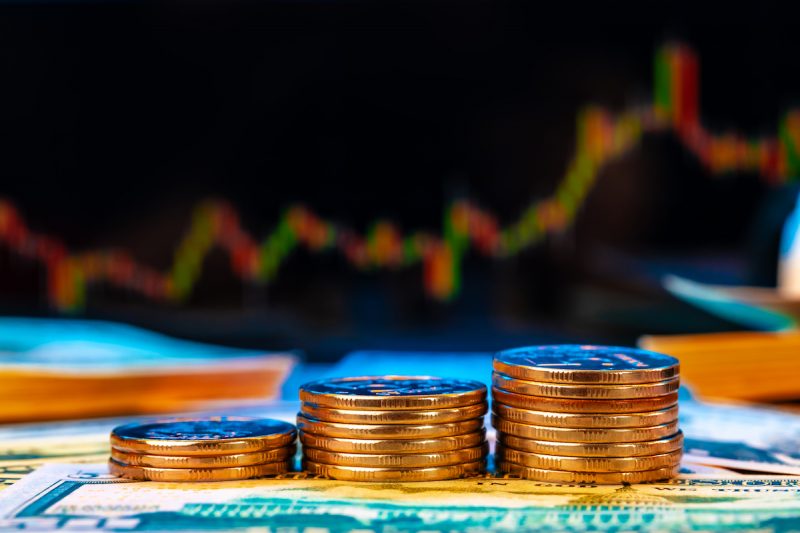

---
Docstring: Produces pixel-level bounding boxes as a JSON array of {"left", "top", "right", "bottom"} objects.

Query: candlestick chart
[{"left": 1, "top": 43, "right": 798, "bottom": 311}]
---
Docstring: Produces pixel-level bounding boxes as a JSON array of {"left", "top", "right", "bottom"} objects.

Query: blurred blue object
[
  {"left": 335, "top": 350, "right": 494, "bottom": 387},
  {"left": 664, "top": 275, "right": 797, "bottom": 331},
  {"left": 281, "top": 351, "right": 492, "bottom": 401},
  {"left": 0, "top": 317, "right": 290, "bottom": 368},
  {"left": 283, "top": 349, "right": 695, "bottom": 402}
]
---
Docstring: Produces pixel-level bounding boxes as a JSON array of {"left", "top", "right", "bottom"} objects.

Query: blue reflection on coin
[
  {"left": 302, "top": 376, "right": 486, "bottom": 397},
  {"left": 495, "top": 345, "right": 678, "bottom": 371},
  {"left": 112, "top": 417, "right": 295, "bottom": 441}
]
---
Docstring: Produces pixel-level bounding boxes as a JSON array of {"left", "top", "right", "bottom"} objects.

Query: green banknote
[
  {"left": 0, "top": 464, "right": 798, "bottom": 532},
  {"left": 0, "top": 424, "right": 110, "bottom": 487}
]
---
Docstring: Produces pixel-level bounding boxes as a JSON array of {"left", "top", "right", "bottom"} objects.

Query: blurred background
[{"left": 1, "top": 0, "right": 800, "bottom": 420}]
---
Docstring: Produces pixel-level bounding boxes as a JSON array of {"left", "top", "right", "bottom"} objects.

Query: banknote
[
  {"left": 680, "top": 400, "right": 800, "bottom": 474},
  {"left": 0, "top": 463, "right": 796, "bottom": 532}
]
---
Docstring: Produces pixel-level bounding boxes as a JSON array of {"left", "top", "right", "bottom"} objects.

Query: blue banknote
[{"left": 681, "top": 400, "right": 800, "bottom": 474}]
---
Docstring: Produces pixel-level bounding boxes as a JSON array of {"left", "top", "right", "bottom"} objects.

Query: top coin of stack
[
  {"left": 108, "top": 416, "right": 297, "bottom": 482},
  {"left": 492, "top": 345, "right": 683, "bottom": 484},
  {"left": 298, "top": 376, "right": 489, "bottom": 481}
]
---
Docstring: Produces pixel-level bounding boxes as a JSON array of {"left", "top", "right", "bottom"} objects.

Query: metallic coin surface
[
  {"left": 492, "top": 402, "right": 678, "bottom": 428},
  {"left": 301, "top": 402, "right": 487, "bottom": 425},
  {"left": 303, "top": 459, "right": 485, "bottom": 481},
  {"left": 497, "top": 461, "right": 680, "bottom": 483},
  {"left": 110, "top": 417, "right": 297, "bottom": 455},
  {"left": 496, "top": 431, "right": 684, "bottom": 457},
  {"left": 494, "top": 345, "right": 679, "bottom": 384},
  {"left": 297, "top": 414, "right": 484, "bottom": 439},
  {"left": 492, "top": 373, "right": 679, "bottom": 399},
  {"left": 492, "top": 388, "right": 679, "bottom": 413},
  {"left": 496, "top": 444, "right": 682, "bottom": 472},
  {"left": 303, "top": 443, "right": 488, "bottom": 468},
  {"left": 492, "top": 414, "right": 679, "bottom": 443},
  {"left": 108, "top": 458, "right": 292, "bottom": 482},
  {"left": 110, "top": 446, "right": 296, "bottom": 469},
  {"left": 300, "top": 376, "right": 486, "bottom": 410},
  {"left": 299, "top": 430, "right": 487, "bottom": 454}
]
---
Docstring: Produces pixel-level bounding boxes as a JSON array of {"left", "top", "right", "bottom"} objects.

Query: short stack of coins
[
  {"left": 109, "top": 416, "right": 296, "bottom": 482},
  {"left": 298, "top": 376, "right": 489, "bottom": 481},
  {"left": 492, "top": 345, "right": 683, "bottom": 484}
]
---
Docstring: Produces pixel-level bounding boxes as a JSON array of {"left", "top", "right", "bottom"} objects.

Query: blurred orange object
[
  {"left": 0, "top": 318, "right": 296, "bottom": 423},
  {"left": 639, "top": 330, "right": 800, "bottom": 402},
  {"left": 0, "top": 356, "right": 294, "bottom": 423}
]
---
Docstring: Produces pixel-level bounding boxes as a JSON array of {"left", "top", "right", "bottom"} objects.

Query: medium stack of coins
[
  {"left": 109, "top": 417, "right": 296, "bottom": 482},
  {"left": 492, "top": 345, "right": 683, "bottom": 484},
  {"left": 298, "top": 376, "right": 489, "bottom": 481}
]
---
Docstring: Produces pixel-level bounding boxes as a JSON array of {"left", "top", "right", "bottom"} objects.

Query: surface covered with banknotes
[
  {"left": 0, "top": 397, "right": 800, "bottom": 531},
  {"left": 3, "top": 463, "right": 800, "bottom": 532}
]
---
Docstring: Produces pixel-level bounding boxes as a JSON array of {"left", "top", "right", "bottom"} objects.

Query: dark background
[{"left": 0, "top": 1, "right": 797, "bottom": 359}]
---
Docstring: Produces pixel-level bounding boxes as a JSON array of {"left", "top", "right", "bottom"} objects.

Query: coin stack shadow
[
  {"left": 492, "top": 345, "right": 683, "bottom": 484},
  {"left": 297, "top": 376, "right": 490, "bottom": 481},
  {"left": 108, "top": 417, "right": 297, "bottom": 482}
]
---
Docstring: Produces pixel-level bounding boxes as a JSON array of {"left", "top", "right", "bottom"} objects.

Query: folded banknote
[{"left": 681, "top": 400, "right": 800, "bottom": 474}]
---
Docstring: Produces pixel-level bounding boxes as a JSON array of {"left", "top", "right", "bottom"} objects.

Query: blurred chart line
[{"left": 0, "top": 43, "right": 798, "bottom": 311}]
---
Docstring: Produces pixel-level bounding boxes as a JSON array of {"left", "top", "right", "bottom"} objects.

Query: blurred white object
[{"left": 778, "top": 190, "right": 800, "bottom": 297}]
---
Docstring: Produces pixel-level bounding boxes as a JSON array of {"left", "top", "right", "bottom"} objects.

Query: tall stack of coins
[
  {"left": 298, "top": 376, "right": 489, "bottom": 481},
  {"left": 109, "top": 417, "right": 296, "bottom": 482},
  {"left": 492, "top": 345, "right": 683, "bottom": 484}
]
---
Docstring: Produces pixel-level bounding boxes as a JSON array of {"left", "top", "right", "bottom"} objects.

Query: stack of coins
[
  {"left": 298, "top": 376, "right": 489, "bottom": 481},
  {"left": 492, "top": 345, "right": 683, "bottom": 484},
  {"left": 109, "top": 416, "right": 296, "bottom": 482}
]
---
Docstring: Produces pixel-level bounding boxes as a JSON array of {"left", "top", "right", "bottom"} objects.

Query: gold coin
[
  {"left": 110, "top": 417, "right": 296, "bottom": 456},
  {"left": 492, "top": 402, "right": 678, "bottom": 428},
  {"left": 303, "top": 443, "right": 488, "bottom": 468},
  {"left": 496, "top": 431, "right": 684, "bottom": 457},
  {"left": 301, "top": 402, "right": 487, "bottom": 425},
  {"left": 493, "top": 372, "right": 679, "bottom": 399},
  {"left": 492, "top": 414, "right": 679, "bottom": 443},
  {"left": 110, "top": 446, "right": 296, "bottom": 469},
  {"left": 303, "top": 459, "right": 485, "bottom": 481},
  {"left": 299, "top": 376, "right": 486, "bottom": 410},
  {"left": 297, "top": 414, "right": 484, "bottom": 439},
  {"left": 299, "top": 429, "right": 486, "bottom": 454},
  {"left": 497, "top": 461, "right": 680, "bottom": 484},
  {"left": 493, "top": 345, "right": 679, "bottom": 384},
  {"left": 108, "top": 458, "right": 292, "bottom": 482},
  {"left": 492, "top": 388, "right": 679, "bottom": 413},
  {"left": 496, "top": 444, "right": 682, "bottom": 472}
]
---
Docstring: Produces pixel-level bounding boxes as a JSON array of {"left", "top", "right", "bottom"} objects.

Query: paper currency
[
  {"left": 681, "top": 400, "right": 800, "bottom": 474},
  {"left": 2, "top": 464, "right": 796, "bottom": 532}
]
